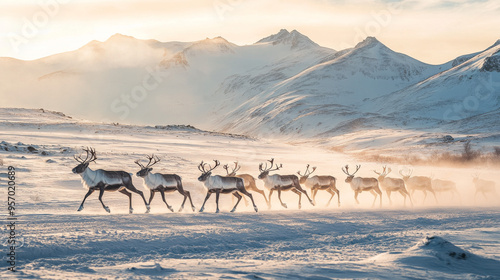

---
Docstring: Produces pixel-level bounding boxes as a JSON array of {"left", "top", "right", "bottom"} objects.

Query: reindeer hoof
[
  {"left": 178, "top": 207, "right": 184, "bottom": 212},
  {"left": 168, "top": 206, "right": 174, "bottom": 212},
  {"left": 199, "top": 207, "right": 204, "bottom": 213},
  {"left": 77, "top": 206, "right": 84, "bottom": 212},
  {"left": 104, "top": 206, "right": 111, "bottom": 213},
  {"left": 310, "top": 200, "right": 315, "bottom": 206},
  {"left": 192, "top": 206, "right": 196, "bottom": 212},
  {"left": 298, "top": 204, "right": 302, "bottom": 209},
  {"left": 129, "top": 208, "right": 134, "bottom": 214},
  {"left": 282, "top": 203, "right": 287, "bottom": 209},
  {"left": 254, "top": 207, "right": 258, "bottom": 212},
  {"left": 230, "top": 208, "right": 236, "bottom": 213},
  {"left": 215, "top": 209, "right": 220, "bottom": 213}
]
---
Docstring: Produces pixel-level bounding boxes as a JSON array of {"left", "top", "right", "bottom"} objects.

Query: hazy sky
[{"left": 1, "top": 0, "right": 499, "bottom": 64}]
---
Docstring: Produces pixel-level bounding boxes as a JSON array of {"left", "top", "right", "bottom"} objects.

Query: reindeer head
[
  {"left": 72, "top": 147, "right": 97, "bottom": 174},
  {"left": 373, "top": 166, "right": 391, "bottom": 182},
  {"left": 223, "top": 162, "right": 240, "bottom": 177},
  {"left": 342, "top": 164, "right": 360, "bottom": 183},
  {"left": 198, "top": 160, "right": 220, "bottom": 182},
  {"left": 297, "top": 164, "right": 316, "bottom": 184},
  {"left": 399, "top": 169, "right": 413, "bottom": 181},
  {"left": 258, "top": 158, "right": 282, "bottom": 179},
  {"left": 472, "top": 173, "right": 479, "bottom": 184},
  {"left": 135, "top": 154, "right": 160, "bottom": 177}
]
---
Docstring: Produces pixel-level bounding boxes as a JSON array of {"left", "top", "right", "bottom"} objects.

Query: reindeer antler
[{"left": 74, "top": 147, "right": 97, "bottom": 164}]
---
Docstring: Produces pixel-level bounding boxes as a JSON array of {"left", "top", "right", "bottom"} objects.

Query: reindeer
[
  {"left": 135, "top": 154, "right": 196, "bottom": 212},
  {"left": 431, "top": 179, "right": 461, "bottom": 202},
  {"left": 72, "top": 147, "right": 149, "bottom": 213},
  {"left": 223, "top": 162, "right": 269, "bottom": 206},
  {"left": 198, "top": 160, "right": 258, "bottom": 213},
  {"left": 342, "top": 165, "right": 382, "bottom": 207},
  {"left": 472, "top": 175, "right": 498, "bottom": 202},
  {"left": 258, "top": 158, "right": 314, "bottom": 209},
  {"left": 373, "top": 166, "right": 412, "bottom": 206},
  {"left": 297, "top": 164, "right": 340, "bottom": 207},
  {"left": 399, "top": 169, "right": 437, "bottom": 204}
]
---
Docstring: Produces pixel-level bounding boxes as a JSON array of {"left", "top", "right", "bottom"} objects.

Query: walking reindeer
[
  {"left": 342, "top": 165, "right": 382, "bottom": 207},
  {"left": 135, "top": 154, "right": 196, "bottom": 212},
  {"left": 198, "top": 160, "right": 258, "bottom": 213},
  {"left": 223, "top": 162, "right": 269, "bottom": 205},
  {"left": 431, "top": 179, "right": 461, "bottom": 202},
  {"left": 297, "top": 164, "right": 340, "bottom": 207},
  {"left": 258, "top": 158, "right": 315, "bottom": 209},
  {"left": 373, "top": 166, "right": 412, "bottom": 206},
  {"left": 472, "top": 174, "right": 498, "bottom": 202},
  {"left": 399, "top": 169, "right": 437, "bottom": 204},
  {"left": 72, "top": 147, "right": 150, "bottom": 213}
]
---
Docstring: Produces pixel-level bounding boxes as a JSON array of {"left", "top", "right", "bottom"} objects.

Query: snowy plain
[{"left": 0, "top": 109, "right": 499, "bottom": 279}]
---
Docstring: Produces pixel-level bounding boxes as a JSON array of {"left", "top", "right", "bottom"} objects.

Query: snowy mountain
[
  {"left": 213, "top": 36, "right": 449, "bottom": 137},
  {"left": 1, "top": 30, "right": 499, "bottom": 154},
  {"left": 374, "top": 40, "right": 500, "bottom": 122}
]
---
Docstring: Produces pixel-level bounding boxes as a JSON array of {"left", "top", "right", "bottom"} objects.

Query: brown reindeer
[
  {"left": 297, "top": 164, "right": 340, "bottom": 207},
  {"left": 223, "top": 162, "right": 269, "bottom": 206}
]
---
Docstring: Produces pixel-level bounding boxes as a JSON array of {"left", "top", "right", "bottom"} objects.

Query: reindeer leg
[
  {"left": 386, "top": 190, "right": 392, "bottom": 205},
  {"left": 159, "top": 189, "right": 174, "bottom": 212},
  {"left": 311, "top": 187, "right": 318, "bottom": 205},
  {"left": 148, "top": 190, "right": 155, "bottom": 205},
  {"left": 277, "top": 189, "right": 287, "bottom": 208},
  {"left": 430, "top": 189, "right": 438, "bottom": 204},
  {"left": 241, "top": 190, "right": 258, "bottom": 212},
  {"left": 376, "top": 188, "right": 382, "bottom": 208},
  {"left": 370, "top": 190, "right": 377, "bottom": 207},
  {"left": 335, "top": 188, "right": 341, "bottom": 207},
  {"left": 185, "top": 190, "right": 196, "bottom": 212},
  {"left": 242, "top": 192, "right": 249, "bottom": 207},
  {"left": 78, "top": 189, "right": 94, "bottom": 211},
  {"left": 199, "top": 192, "right": 211, "bottom": 212},
  {"left": 354, "top": 191, "right": 360, "bottom": 204},
  {"left": 291, "top": 188, "right": 302, "bottom": 209},
  {"left": 250, "top": 182, "right": 269, "bottom": 204},
  {"left": 255, "top": 188, "right": 268, "bottom": 205},
  {"left": 98, "top": 186, "right": 110, "bottom": 213},
  {"left": 422, "top": 190, "right": 428, "bottom": 204},
  {"left": 231, "top": 192, "right": 243, "bottom": 212},
  {"left": 120, "top": 189, "right": 133, "bottom": 214},
  {"left": 296, "top": 185, "right": 315, "bottom": 206},
  {"left": 398, "top": 190, "right": 407, "bottom": 207},
  {"left": 215, "top": 190, "right": 221, "bottom": 213},
  {"left": 124, "top": 180, "right": 150, "bottom": 213},
  {"left": 177, "top": 189, "right": 188, "bottom": 212},
  {"left": 268, "top": 189, "right": 274, "bottom": 210},
  {"left": 326, "top": 188, "right": 335, "bottom": 207}
]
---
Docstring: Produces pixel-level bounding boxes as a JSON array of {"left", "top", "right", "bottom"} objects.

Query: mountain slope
[
  {"left": 213, "top": 37, "right": 449, "bottom": 137},
  {"left": 374, "top": 40, "right": 500, "bottom": 122}
]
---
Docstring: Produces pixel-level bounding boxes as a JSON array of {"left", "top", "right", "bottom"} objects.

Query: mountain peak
[
  {"left": 255, "top": 29, "right": 319, "bottom": 50},
  {"left": 106, "top": 33, "right": 137, "bottom": 43},
  {"left": 354, "top": 36, "right": 382, "bottom": 49}
]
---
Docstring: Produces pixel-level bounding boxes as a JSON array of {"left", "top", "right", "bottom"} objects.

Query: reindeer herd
[{"left": 71, "top": 148, "right": 499, "bottom": 214}]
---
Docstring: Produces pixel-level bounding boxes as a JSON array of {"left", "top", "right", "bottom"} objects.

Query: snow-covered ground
[{"left": 1, "top": 108, "right": 499, "bottom": 279}]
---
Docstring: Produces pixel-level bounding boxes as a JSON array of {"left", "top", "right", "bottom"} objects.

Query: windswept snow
[{"left": 0, "top": 108, "right": 499, "bottom": 279}]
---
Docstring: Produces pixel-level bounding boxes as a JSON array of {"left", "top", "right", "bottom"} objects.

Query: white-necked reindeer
[
  {"left": 72, "top": 147, "right": 149, "bottom": 213},
  {"left": 373, "top": 166, "right": 412, "bottom": 206},
  {"left": 342, "top": 165, "right": 382, "bottom": 207},
  {"left": 258, "top": 158, "right": 315, "bottom": 209},
  {"left": 223, "top": 162, "right": 269, "bottom": 206},
  {"left": 297, "top": 164, "right": 340, "bottom": 207},
  {"left": 472, "top": 175, "right": 498, "bottom": 202},
  {"left": 135, "top": 154, "right": 196, "bottom": 212},
  {"left": 198, "top": 160, "right": 258, "bottom": 213},
  {"left": 431, "top": 179, "right": 461, "bottom": 202},
  {"left": 399, "top": 169, "right": 437, "bottom": 204}
]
